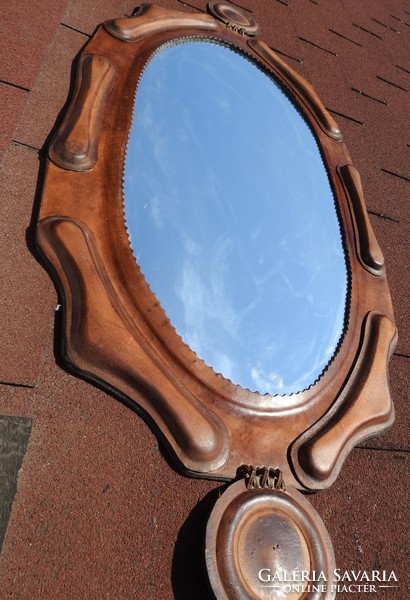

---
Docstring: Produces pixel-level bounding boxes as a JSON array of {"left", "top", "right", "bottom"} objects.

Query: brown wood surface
[
  {"left": 205, "top": 477, "right": 336, "bottom": 600},
  {"left": 36, "top": 3, "right": 397, "bottom": 491}
]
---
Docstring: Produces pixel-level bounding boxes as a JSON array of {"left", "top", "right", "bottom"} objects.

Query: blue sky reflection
[{"left": 123, "top": 40, "right": 348, "bottom": 396}]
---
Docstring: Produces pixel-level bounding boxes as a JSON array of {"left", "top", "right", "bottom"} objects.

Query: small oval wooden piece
[
  {"left": 207, "top": 2, "right": 259, "bottom": 36},
  {"left": 206, "top": 479, "right": 336, "bottom": 599}
]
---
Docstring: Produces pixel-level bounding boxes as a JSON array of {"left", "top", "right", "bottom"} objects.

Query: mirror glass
[{"left": 123, "top": 40, "right": 348, "bottom": 396}]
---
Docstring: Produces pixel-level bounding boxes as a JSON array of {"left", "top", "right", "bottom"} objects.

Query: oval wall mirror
[
  {"left": 37, "top": 0, "right": 396, "bottom": 487},
  {"left": 36, "top": 4, "right": 397, "bottom": 597},
  {"left": 123, "top": 39, "right": 348, "bottom": 397}
]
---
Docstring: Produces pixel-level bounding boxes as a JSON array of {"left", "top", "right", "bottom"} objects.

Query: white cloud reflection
[
  {"left": 149, "top": 195, "right": 163, "bottom": 229},
  {"left": 251, "top": 368, "right": 285, "bottom": 394}
]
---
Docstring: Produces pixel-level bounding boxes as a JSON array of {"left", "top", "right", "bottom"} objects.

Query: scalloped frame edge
[{"left": 37, "top": 3, "right": 397, "bottom": 490}]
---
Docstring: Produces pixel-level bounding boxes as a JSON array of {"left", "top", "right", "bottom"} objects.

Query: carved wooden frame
[{"left": 36, "top": 2, "right": 397, "bottom": 492}]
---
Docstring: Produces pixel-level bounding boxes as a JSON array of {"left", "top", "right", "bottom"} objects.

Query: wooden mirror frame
[{"left": 36, "top": 2, "right": 397, "bottom": 492}]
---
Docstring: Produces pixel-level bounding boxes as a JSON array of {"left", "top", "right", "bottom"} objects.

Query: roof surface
[{"left": 0, "top": 0, "right": 409, "bottom": 598}]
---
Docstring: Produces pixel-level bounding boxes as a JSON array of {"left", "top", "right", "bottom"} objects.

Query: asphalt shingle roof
[{"left": 0, "top": 1, "right": 408, "bottom": 598}]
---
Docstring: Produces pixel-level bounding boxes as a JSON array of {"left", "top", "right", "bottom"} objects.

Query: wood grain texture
[
  {"left": 104, "top": 4, "right": 217, "bottom": 42},
  {"left": 207, "top": 2, "right": 259, "bottom": 36},
  {"left": 38, "top": 215, "right": 229, "bottom": 474},
  {"left": 206, "top": 479, "right": 336, "bottom": 600},
  {"left": 37, "top": 5, "right": 397, "bottom": 490},
  {"left": 338, "top": 164, "right": 385, "bottom": 275},
  {"left": 292, "top": 311, "right": 397, "bottom": 489},
  {"left": 49, "top": 54, "right": 116, "bottom": 171}
]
